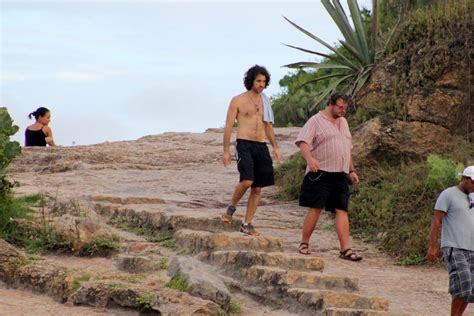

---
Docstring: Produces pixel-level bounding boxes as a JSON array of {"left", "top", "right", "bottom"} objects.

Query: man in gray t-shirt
[{"left": 427, "top": 166, "right": 474, "bottom": 315}]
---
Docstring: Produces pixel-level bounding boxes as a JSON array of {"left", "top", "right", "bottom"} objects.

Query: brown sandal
[
  {"left": 298, "top": 242, "right": 311, "bottom": 255},
  {"left": 339, "top": 248, "right": 362, "bottom": 261}
]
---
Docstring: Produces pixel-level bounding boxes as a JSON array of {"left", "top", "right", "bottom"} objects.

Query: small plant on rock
[
  {"left": 79, "top": 235, "right": 120, "bottom": 256},
  {"left": 229, "top": 301, "right": 242, "bottom": 314},
  {"left": 107, "top": 282, "right": 126, "bottom": 291},
  {"left": 158, "top": 257, "right": 169, "bottom": 270},
  {"left": 160, "top": 238, "right": 177, "bottom": 249},
  {"left": 165, "top": 273, "right": 188, "bottom": 292},
  {"left": 71, "top": 273, "right": 92, "bottom": 292},
  {"left": 136, "top": 293, "right": 155, "bottom": 310},
  {"left": 10, "top": 257, "right": 31, "bottom": 269}
]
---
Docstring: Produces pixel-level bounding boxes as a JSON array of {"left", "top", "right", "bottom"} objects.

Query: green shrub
[
  {"left": 0, "top": 194, "right": 71, "bottom": 255},
  {"left": 136, "top": 293, "right": 155, "bottom": 310},
  {"left": 166, "top": 273, "right": 188, "bottom": 292},
  {"left": 349, "top": 154, "right": 462, "bottom": 264},
  {"left": 79, "top": 235, "right": 120, "bottom": 256},
  {"left": 0, "top": 108, "right": 32, "bottom": 239},
  {"left": 274, "top": 152, "right": 306, "bottom": 200},
  {"left": 158, "top": 257, "right": 169, "bottom": 270},
  {"left": 275, "top": 152, "right": 472, "bottom": 264},
  {"left": 24, "top": 230, "right": 73, "bottom": 254},
  {"left": 386, "top": 1, "right": 471, "bottom": 55},
  {"left": 0, "top": 108, "right": 21, "bottom": 196},
  {"left": 0, "top": 194, "right": 40, "bottom": 237},
  {"left": 229, "top": 301, "right": 242, "bottom": 314},
  {"left": 160, "top": 238, "right": 177, "bottom": 249},
  {"left": 71, "top": 273, "right": 92, "bottom": 292},
  {"left": 10, "top": 257, "right": 31, "bottom": 269},
  {"left": 426, "top": 155, "right": 463, "bottom": 190}
]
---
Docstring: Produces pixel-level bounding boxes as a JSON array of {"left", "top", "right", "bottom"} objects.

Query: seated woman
[{"left": 25, "top": 107, "right": 56, "bottom": 147}]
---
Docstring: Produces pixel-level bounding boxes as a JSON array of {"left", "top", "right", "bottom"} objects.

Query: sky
[{"left": 1, "top": 0, "right": 372, "bottom": 146}]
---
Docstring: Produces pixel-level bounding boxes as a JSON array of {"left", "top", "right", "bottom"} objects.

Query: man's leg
[
  {"left": 335, "top": 209, "right": 363, "bottom": 261},
  {"left": 301, "top": 208, "right": 322, "bottom": 244},
  {"left": 244, "top": 187, "right": 261, "bottom": 223},
  {"left": 222, "top": 180, "right": 253, "bottom": 224},
  {"left": 230, "top": 180, "right": 253, "bottom": 207},
  {"left": 335, "top": 209, "right": 350, "bottom": 251},
  {"left": 451, "top": 298, "right": 468, "bottom": 316}
]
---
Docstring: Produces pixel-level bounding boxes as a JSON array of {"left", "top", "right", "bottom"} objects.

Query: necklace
[
  {"left": 247, "top": 93, "right": 262, "bottom": 134},
  {"left": 247, "top": 93, "right": 261, "bottom": 112}
]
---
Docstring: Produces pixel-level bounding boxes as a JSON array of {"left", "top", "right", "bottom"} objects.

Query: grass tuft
[{"left": 165, "top": 273, "right": 188, "bottom": 292}]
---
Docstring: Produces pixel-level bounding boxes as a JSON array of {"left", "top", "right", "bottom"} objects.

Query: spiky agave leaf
[{"left": 284, "top": 0, "right": 376, "bottom": 111}]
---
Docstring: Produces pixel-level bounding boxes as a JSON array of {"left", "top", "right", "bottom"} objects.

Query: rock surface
[
  {"left": 352, "top": 117, "right": 458, "bottom": 166},
  {"left": 355, "top": 30, "right": 472, "bottom": 146},
  {"left": 168, "top": 255, "right": 231, "bottom": 310},
  {"left": 5, "top": 128, "right": 471, "bottom": 315}
]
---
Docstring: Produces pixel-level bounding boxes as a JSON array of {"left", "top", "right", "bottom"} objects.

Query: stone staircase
[
  {"left": 198, "top": 249, "right": 389, "bottom": 315},
  {"left": 97, "top": 203, "right": 391, "bottom": 315}
]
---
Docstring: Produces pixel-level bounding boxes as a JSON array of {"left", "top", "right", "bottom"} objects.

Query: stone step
[
  {"left": 72, "top": 282, "right": 224, "bottom": 315},
  {"left": 242, "top": 265, "right": 358, "bottom": 292},
  {"left": 203, "top": 250, "right": 324, "bottom": 272},
  {"left": 96, "top": 203, "right": 241, "bottom": 233},
  {"left": 287, "top": 288, "right": 389, "bottom": 312},
  {"left": 164, "top": 214, "right": 242, "bottom": 233},
  {"left": 175, "top": 229, "right": 282, "bottom": 253},
  {"left": 3, "top": 260, "right": 72, "bottom": 303},
  {"left": 116, "top": 254, "right": 159, "bottom": 273},
  {"left": 325, "top": 307, "right": 390, "bottom": 316}
]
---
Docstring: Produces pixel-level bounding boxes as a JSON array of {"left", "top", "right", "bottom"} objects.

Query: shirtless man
[{"left": 221, "top": 65, "right": 282, "bottom": 236}]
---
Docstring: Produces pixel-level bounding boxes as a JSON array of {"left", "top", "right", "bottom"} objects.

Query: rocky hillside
[
  {"left": 352, "top": 2, "right": 473, "bottom": 166},
  {"left": 2, "top": 128, "right": 470, "bottom": 315}
]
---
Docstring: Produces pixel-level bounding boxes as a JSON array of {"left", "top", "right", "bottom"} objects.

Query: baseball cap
[{"left": 459, "top": 166, "right": 474, "bottom": 180}]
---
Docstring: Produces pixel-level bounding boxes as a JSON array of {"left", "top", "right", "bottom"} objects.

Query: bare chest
[{"left": 238, "top": 100, "right": 263, "bottom": 119}]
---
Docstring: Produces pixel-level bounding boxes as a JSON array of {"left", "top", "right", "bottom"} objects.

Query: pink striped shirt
[{"left": 295, "top": 112, "right": 353, "bottom": 174}]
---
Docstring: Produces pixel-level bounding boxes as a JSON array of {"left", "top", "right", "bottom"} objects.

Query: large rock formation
[
  {"left": 352, "top": 117, "right": 459, "bottom": 166},
  {"left": 353, "top": 10, "right": 472, "bottom": 165}
]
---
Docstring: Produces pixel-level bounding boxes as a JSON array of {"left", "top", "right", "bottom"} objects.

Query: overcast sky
[{"left": 1, "top": 0, "right": 372, "bottom": 146}]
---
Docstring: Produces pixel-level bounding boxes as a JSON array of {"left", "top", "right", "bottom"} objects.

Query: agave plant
[{"left": 284, "top": 0, "right": 378, "bottom": 111}]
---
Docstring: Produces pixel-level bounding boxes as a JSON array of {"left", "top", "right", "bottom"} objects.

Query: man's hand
[
  {"left": 273, "top": 148, "right": 283, "bottom": 163},
  {"left": 223, "top": 151, "right": 232, "bottom": 167},
  {"left": 349, "top": 172, "right": 360, "bottom": 184},
  {"left": 307, "top": 157, "right": 319, "bottom": 172},
  {"left": 426, "top": 246, "right": 439, "bottom": 263}
]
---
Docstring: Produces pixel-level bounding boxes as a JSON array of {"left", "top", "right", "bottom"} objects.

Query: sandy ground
[{"left": 5, "top": 128, "right": 474, "bottom": 315}]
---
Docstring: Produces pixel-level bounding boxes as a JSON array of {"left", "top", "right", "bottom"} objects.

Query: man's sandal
[
  {"left": 298, "top": 242, "right": 311, "bottom": 255},
  {"left": 339, "top": 248, "right": 363, "bottom": 261}
]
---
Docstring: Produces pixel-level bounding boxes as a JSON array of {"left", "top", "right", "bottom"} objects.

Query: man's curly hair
[
  {"left": 327, "top": 92, "right": 350, "bottom": 105},
  {"left": 243, "top": 65, "right": 270, "bottom": 91}
]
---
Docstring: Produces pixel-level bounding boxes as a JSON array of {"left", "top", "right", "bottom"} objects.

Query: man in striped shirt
[{"left": 295, "top": 92, "right": 362, "bottom": 261}]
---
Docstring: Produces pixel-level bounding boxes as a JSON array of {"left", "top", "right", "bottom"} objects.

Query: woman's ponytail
[{"left": 28, "top": 107, "right": 49, "bottom": 120}]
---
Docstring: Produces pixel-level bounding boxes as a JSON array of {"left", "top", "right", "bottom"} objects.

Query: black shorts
[
  {"left": 235, "top": 139, "right": 274, "bottom": 188},
  {"left": 299, "top": 170, "right": 350, "bottom": 212}
]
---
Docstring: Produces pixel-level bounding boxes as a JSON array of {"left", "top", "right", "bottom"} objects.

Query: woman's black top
[{"left": 25, "top": 128, "right": 47, "bottom": 147}]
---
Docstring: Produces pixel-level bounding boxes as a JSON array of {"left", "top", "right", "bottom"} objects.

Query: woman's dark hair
[
  {"left": 28, "top": 107, "right": 50, "bottom": 120},
  {"left": 243, "top": 65, "right": 270, "bottom": 91}
]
